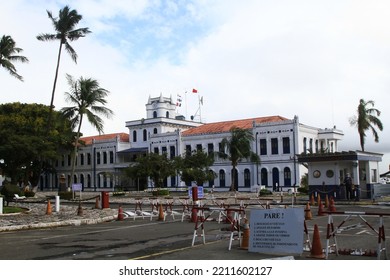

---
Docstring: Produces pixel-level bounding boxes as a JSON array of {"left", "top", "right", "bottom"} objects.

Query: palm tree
[
  {"left": 61, "top": 74, "right": 113, "bottom": 189},
  {"left": 219, "top": 127, "right": 260, "bottom": 191},
  {"left": 37, "top": 5, "right": 91, "bottom": 128},
  {"left": 0, "top": 35, "right": 29, "bottom": 81},
  {"left": 349, "top": 98, "right": 383, "bottom": 151}
]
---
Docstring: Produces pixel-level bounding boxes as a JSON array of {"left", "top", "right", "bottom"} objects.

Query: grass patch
[{"left": 3, "top": 206, "right": 26, "bottom": 214}]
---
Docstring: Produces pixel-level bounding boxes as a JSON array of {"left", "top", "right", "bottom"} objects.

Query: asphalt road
[{"left": 0, "top": 203, "right": 389, "bottom": 260}]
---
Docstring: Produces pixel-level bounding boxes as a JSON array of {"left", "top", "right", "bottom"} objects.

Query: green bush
[
  {"left": 297, "top": 186, "right": 309, "bottom": 194},
  {"left": 58, "top": 191, "right": 73, "bottom": 200},
  {"left": 259, "top": 188, "right": 272, "bottom": 196},
  {"left": 0, "top": 184, "right": 23, "bottom": 206},
  {"left": 23, "top": 190, "right": 36, "bottom": 197},
  {"left": 152, "top": 188, "right": 169, "bottom": 196}
]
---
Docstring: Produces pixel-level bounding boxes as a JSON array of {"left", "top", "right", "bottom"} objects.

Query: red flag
[{"left": 192, "top": 88, "right": 198, "bottom": 93}]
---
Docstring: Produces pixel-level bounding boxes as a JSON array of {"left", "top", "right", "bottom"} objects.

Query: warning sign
[{"left": 249, "top": 208, "right": 304, "bottom": 254}]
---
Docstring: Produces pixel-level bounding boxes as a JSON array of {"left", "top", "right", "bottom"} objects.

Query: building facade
[{"left": 48, "top": 94, "right": 344, "bottom": 192}]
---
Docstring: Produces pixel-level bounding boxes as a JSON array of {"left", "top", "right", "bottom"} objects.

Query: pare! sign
[{"left": 249, "top": 208, "right": 304, "bottom": 255}]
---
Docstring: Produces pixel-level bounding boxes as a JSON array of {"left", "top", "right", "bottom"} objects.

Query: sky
[{"left": 1, "top": 0, "right": 390, "bottom": 172}]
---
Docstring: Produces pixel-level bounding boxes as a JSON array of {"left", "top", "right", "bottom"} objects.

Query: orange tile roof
[
  {"left": 182, "top": 116, "right": 289, "bottom": 136},
  {"left": 80, "top": 133, "right": 129, "bottom": 145}
]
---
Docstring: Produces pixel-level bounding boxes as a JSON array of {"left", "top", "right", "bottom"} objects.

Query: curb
[{"left": 0, "top": 215, "right": 117, "bottom": 232}]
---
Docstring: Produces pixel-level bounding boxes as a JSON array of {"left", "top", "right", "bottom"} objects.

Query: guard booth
[{"left": 298, "top": 150, "right": 383, "bottom": 200}]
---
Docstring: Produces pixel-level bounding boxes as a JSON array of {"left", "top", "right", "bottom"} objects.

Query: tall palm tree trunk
[
  {"left": 47, "top": 42, "right": 63, "bottom": 131},
  {"left": 69, "top": 114, "right": 83, "bottom": 190}
]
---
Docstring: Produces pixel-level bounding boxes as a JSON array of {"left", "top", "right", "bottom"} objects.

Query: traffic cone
[
  {"left": 158, "top": 203, "right": 164, "bottom": 221},
  {"left": 310, "top": 193, "right": 315, "bottom": 206},
  {"left": 117, "top": 205, "right": 124, "bottom": 221},
  {"left": 46, "top": 200, "right": 52, "bottom": 215},
  {"left": 95, "top": 196, "right": 100, "bottom": 209},
  {"left": 316, "top": 194, "right": 321, "bottom": 206},
  {"left": 317, "top": 201, "right": 325, "bottom": 216},
  {"left": 77, "top": 200, "right": 83, "bottom": 216},
  {"left": 304, "top": 202, "right": 312, "bottom": 220},
  {"left": 241, "top": 219, "right": 250, "bottom": 250},
  {"left": 325, "top": 194, "right": 329, "bottom": 208},
  {"left": 328, "top": 196, "right": 336, "bottom": 212},
  {"left": 309, "top": 224, "right": 325, "bottom": 259}
]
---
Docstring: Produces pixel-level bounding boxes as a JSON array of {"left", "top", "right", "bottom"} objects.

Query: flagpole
[{"left": 185, "top": 91, "right": 188, "bottom": 120}]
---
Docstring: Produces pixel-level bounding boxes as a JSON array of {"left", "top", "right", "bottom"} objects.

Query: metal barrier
[{"left": 323, "top": 210, "right": 388, "bottom": 259}]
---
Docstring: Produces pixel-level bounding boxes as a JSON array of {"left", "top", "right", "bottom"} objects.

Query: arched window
[
  {"left": 166, "top": 111, "right": 169, "bottom": 118},
  {"left": 284, "top": 167, "right": 291, "bottom": 187},
  {"left": 153, "top": 128, "right": 158, "bottom": 134},
  {"left": 153, "top": 111, "right": 157, "bottom": 118},
  {"left": 133, "top": 130, "right": 137, "bottom": 142},
  {"left": 143, "top": 129, "right": 147, "bottom": 141},
  {"left": 272, "top": 167, "right": 279, "bottom": 191},
  {"left": 219, "top": 170, "right": 225, "bottom": 187},
  {"left": 244, "top": 168, "right": 250, "bottom": 187},
  {"left": 303, "top": 137, "right": 307, "bottom": 154},
  {"left": 261, "top": 168, "right": 268, "bottom": 187}
]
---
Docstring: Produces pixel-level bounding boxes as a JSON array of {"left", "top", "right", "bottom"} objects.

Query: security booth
[{"left": 297, "top": 150, "right": 383, "bottom": 200}]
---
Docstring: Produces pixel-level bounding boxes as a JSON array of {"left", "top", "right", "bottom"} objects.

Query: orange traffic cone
[
  {"left": 316, "top": 194, "right": 321, "bottom": 206},
  {"left": 304, "top": 202, "right": 312, "bottom": 220},
  {"left": 241, "top": 219, "right": 250, "bottom": 250},
  {"left": 117, "top": 205, "right": 124, "bottom": 221},
  {"left": 328, "top": 197, "right": 336, "bottom": 212},
  {"left": 158, "top": 203, "right": 164, "bottom": 221},
  {"left": 309, "top": 224, "right": 325, "bottom": 259},
  {"left": 317, "top": 201, "right": 325, "bottom": 216},
  {"left": 325, "top": 194, "right": 329, "bottom": 208},
  {"left": 77, "top": 200, "right": 83, "bottom": 216},
  {"left": 95, "top": 196, "right": 100, "bottom": 209},
  {"left": 46, "top": 200, "right": 52, "bottom": 215},
  {"left": 310, "top": 193, "right": 315, "bottom": 206}
]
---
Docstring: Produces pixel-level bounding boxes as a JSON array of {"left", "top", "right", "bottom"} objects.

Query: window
[
  {"left": 133, "top": 130, "right": 137, "bottom": 142},
  {"left": 80, "top": 154, "right": 84, "bottom": 165},
  {"left": 166, "top": 111, "right": 169, "bottom": 118},
  {"left": 185, "top": 145, "right": 191, "bottom": 156},
  {"left": 244, "top": 169, "right": 250, "bottom": 187},
  {"left": 154, "top": 147, "right": 159, "bottom": 154},
  {"left": 67, "top": 154, "right": 71, "bottom": 166},
  {"left": 271, "top": 138, "right": 278, "bottom": 155},
  {"left": 303, "top": 137, "right": 307, "bottom": 153},
  {"left": 153, "top": 128, "right": 158, "bottom": 134},
  {"left": 170, "top": 146, "right": 175, "bottom": 159},
  {"left": 282, "top": 137, "right": 290, "bottom": 154},
  {"left": 97, "top": 152, "right": 101, "bottom": 164},
  {"left": 143, "top": 129, "right": 147, "bottom": 141},
  {"left": 260, "top": 139, "right": 267, "bottom": 155},
  {"left": 219, "top": 170, "right": 226, "bottom": 187},
  {"left": 103, "top": 152, "right": 107, "bottom": 164},
  {"left": 110, "top": 151, "right": 114, "bottom": 163},
  {"left": 162, "top": 146, "right": 167, "bottom": 154},
  {"left": 61, "top": 155, "right": 65, "bottom": 167},
  {"left": 87, "top": 153, "right": 91, "bottom": 165},
  {"left": 153, "top": 111, "right": 157, "bottom": 118},
  {"left": 196, "top": 144, "right": 202, "bottom": 151},
  {"left": 309, "top": 138, "right": 313, "bottom": 153},
  {"left": 207, "top": 143, "right": 214, "bottom": 156}
]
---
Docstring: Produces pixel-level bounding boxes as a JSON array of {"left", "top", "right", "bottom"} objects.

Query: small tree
[
  {"left": 0, "top": 35, "right": 29, "bottom": 81},
  {"left": 125, "top": 153, "right": 176, "bottom": 189},
  {"left": 174, "top": 149, "right": 216, "bottom": 186}
]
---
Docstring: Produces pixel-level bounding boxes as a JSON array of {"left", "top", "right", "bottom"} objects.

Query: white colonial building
[{"left": 46, "top": 94, "right": 345, "bottom": 192}]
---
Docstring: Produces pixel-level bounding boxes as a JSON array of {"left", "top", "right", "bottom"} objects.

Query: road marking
[
  {"left": 355, "top": 230, "right": 374, "bottom": 235},
  {"left": 129, "top": 240, "right": 223, "bottom": 260}
]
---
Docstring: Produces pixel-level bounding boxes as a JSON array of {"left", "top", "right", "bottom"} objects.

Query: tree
[
  {"left": 0, "top": 103, "right": 74, "bottom": 186},
  {"left": 174, "top": 149, "right": 216, "bottom": 186},
  {"left": 61, "top": 74, "right": 113, "bottom": 189},
  {"left": 125, "top": 153, "right": 176, "bottom": 189},
  {"left": 349, "top": 98, "right": 383, "bottom": 151},
  {"left": 0, "top": 35, "right": 29, "bottom": 81},
  {"left": 37, "top": 5, "right": 91, "bottom": 129},
  {"left": 219, "top": 127, "right": 260, "bottom": 191}
]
